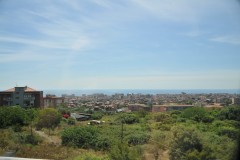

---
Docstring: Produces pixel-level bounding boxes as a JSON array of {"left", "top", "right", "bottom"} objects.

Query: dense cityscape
[
  {"left": 0, "top": 86, "right": 240, "bottom": 159},
  {"left": 1, "top": 0, "right": 240, "bottom": 159},
  {"left": 1, "top": 86, "right": 240, "bottom": 112}
]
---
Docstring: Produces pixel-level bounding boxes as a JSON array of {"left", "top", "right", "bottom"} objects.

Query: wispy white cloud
[
  {"left": 0, "top": 5, "right": 96, "bottom": 64},
  {"left": 130, "top": 0, "right": 237, "bottom": 23},
  {"left": 0, "top": 0, "right": 239, "bottom": 90},
  {"left": 54, "top": 70, "right": 240, "bottom": 89},
  {"left": 90, "top": 0, "right": 113, "bottom": 9},
  {"left": 182, "top": 30, "right": 205, "bottom": 37},
  {"left": 0, "top": 51, "right": 46, "bottom": 63},
  {"left": 130, "top": 0, "right": 200, "bottom": 23},
  {"left": 0, "top": 36, "right": 66, "bottom": 49},
  {"left": 210, "top": 35, "right": 240, "bottom": 45}
]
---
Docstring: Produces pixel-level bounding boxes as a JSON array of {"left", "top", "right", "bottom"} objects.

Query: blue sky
[{"left": 0, "top": 0, "right": 240, "bottom": 90}]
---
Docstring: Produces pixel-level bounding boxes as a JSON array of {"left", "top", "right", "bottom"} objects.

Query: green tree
[
  {"left": 154, "top": 112, "right": 173, "bottom": 123},
  {"left": 36, "top": 108, "right": 61, "bottom": 135},
  {"left": 0, "top": 106, "right": 28, "bottom": 128},
  {"left": 218, "top": 106, "right": 240, "bottom": 121},
  {"left": 118, "top": 113, "right": 139, "bottom": 124},
  {"left": 109, "top": 142, "right": 140, "bottom": 160},
  {"left": 182, "top": 107, "right": 213, "bottom": 123},
  {"left": 169, "top": 126, "right": 215, "bottom": 160}
]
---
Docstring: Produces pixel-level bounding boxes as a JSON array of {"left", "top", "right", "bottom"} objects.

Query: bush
[
  {"left": 170, "top": 110, "right": 182, "bottom": 115},
  {"left": 118, "top": 113, "right": 139, "bottom": 124},
  {"left": 109, "top": 142, "right": 140, "bottom": 160},
  {"left": 176, "top": 117, "right": 186, "bottom": 122},
  {"left": 36, "top": 108, "right": 61, "bottom": 135},
  {"left": 202, "top": 115, "right": 214, "bottom": 123},
  {"left": 218, "top": 106, "right": 240, "bottom": 121},
  {"left": 217, "top": 126, "right": 240, "bottom": 139},
  {"left": 12, "top": 124, "right": 22, "bottom": 132},
  {"left": 73, "top": 152, "right": 110, "bottom": 160},
  {"left": 137, "top": 110, "right": 148, "bottom": 118},
  {"left": 182, "top": 107, "right": 212, "bottom": 123},
  {"left": 0, "top": 106, "right": 28, "bottom": 128},
  {"left": 91, "top": 112, "right": 104, "bottom": 120},
  {"left": 67, "top": 117, "right": 76, "bottom": 125},
  {"left": 0, "top": 129, "right": 12, "bottom": 148},
  {"left": 25, "top": 135, "right": 42, "bottom": 145},
  {"left": 154, "top": 113, "right": 173, "bottom": 124},
  {"left": 155, "top": 123, "right": 171, "bottom": 131},
  {"left": 61, "top": 126, "right": 110, "bottom": 150},
  {"left": 95, "top": 136, "right": 111, "bottom": 151},
  {"left": 16, "top": 133, "right": 42, "bottom": 145},
  {"left": 169, "top": 126, "right": 216, "bottom": 160},
  {"left": 126, "top": 132, "right": 150, "bottom": 145}
]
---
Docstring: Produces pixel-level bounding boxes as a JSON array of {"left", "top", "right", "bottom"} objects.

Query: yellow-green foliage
[
  {"left": 72, "top": 152, "right": 109, "bottom": 160},
  {"left": 0, "top": 106, "right": 240, "bottom": 159}
]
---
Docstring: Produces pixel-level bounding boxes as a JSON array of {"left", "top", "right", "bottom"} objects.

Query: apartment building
[
  {"left": 43, "top": 94, "right": 64, "bottom": 108},
  {"left": 0, "top": 86, "right": 43, "bottom": 108}
]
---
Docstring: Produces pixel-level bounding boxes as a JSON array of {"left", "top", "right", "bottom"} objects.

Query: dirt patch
[{"left": 35, "top": 130, "right": 61, "bottom": 145}]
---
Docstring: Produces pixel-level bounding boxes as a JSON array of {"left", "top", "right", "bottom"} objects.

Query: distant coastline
[{"left": 43, "top": 89, "right": 240, "bottom": 96}]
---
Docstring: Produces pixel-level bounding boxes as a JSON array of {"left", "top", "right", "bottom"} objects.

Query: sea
[{"left": 43, "top": 89, "right": 240, "bottom": 96}]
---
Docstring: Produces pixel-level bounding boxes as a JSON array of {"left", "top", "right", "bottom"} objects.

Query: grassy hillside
[{"left": 0, "top": 106, "right": 240, "bottom": 160}]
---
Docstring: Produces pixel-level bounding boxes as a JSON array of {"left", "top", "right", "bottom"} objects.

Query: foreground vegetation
[{"left": 0, "top": 105, "right": 240, "bottom": 160}]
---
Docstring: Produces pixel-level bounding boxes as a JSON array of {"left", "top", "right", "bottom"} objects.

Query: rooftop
[{"left": 2, "top": 86, "right": 38, "bottom": 92}]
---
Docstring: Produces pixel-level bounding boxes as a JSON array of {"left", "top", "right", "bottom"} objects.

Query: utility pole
[{"left": 121, "top": 120, "right": 123, "bottom": 144}]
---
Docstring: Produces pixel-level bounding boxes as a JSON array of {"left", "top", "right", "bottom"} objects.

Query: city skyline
[{"left": 0, "top": 0, "right": 240, "bottom": 90}]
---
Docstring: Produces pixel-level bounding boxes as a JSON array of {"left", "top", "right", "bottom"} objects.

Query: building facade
[
  {"left": 152, "top": 105, "right": 193, "bottom": 112},
  {"left": 43, "top": 94, "right": 64, "bottom": 108},
  {"left": 0, "top": 86, "right": 43, "bottom": 108},
  {"left": 232, "top": 97, "right": 240, "bottom": 105}
]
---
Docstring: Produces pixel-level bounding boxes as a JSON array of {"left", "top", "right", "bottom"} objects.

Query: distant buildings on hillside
[
  {"left": 44, "top": 94, "right": 64, "bottom": 108},
  {"left": 0, "top": 86, "right": 239, "bottom": 113}
]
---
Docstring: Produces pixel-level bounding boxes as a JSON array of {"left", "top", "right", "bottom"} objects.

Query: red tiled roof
[
  {"left": 25, "top": 87, "right": 37, "bottom": 92},
  {"left": 3, "top": 86, "right": 37, "bottom": 92},
  {"left": 4, "top": 88, "right": 15, "bottom": 92}
]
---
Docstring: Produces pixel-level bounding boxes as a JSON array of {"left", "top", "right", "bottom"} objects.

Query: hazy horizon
[
  {"left": 42, "top": 89, "right": 240, "bottom": 96},
  {"left": 0, "top": 0, "right": 240, "bottom": 90}
]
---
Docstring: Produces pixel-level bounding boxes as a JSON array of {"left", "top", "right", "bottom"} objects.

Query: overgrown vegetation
[
  {"left": 36, "top": 108, "right": 61, "bottom": 135},
  {"left": 0, "top": 105, "right": 240, "bottom": 159}
]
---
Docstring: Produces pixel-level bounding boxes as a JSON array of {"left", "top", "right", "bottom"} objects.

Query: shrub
[
  {"left": 170, "top": 110, "right": 182, "bottom": 115},
  {"left": 16, "top": 133, "right": 42, "bottom": 145},
  {"left": 137, "top": 110, "right": 148, "bottom": 118},
  {"left": 155, "top": 123, "right": 171, "bottom": 131},
  {"left": 67, "top": 117, "right": 76, "bottom": 125},
  {"left": 126, "top": 132, "right": 150, "bottom": 145},
  {"left": 109, "top": 142, "right": 139, "bottom": 160},
  {"left": 36, "top": 108, "right": 61, "bottom": 135},
  {"left": 154, "top": 113, "right": 173, "bottom": 124},
  {"left": 61, "top": 126, "right": 110, "bottom": 150},
  {"left": 95, "top": 136, "right": 111, "bottom": 151},
  {"left": 218, "top": 106, "right": 240, "bottom": 121},
  {"left": 91, "top": 112, "right": 104, "bottom": 120},
  {"left": 217, "top": 126, "right": 240, "bottom": 139},
  {"left": 169, "top": 126, "right": 216, "bottom": 160},
  {"left": 0, "top": 106, "right": 28, "bottom": 128},
  {"left": 176, "top": 117, "right": 186, "bottom": 122},
  {"left": 202, "top": 115, "right": 214, "bottom": 123},
  {"left": 182, "top": 107, "right": 212, "bottom": 123},
  {"left": 73, "top": 152, "right": 110, "bottom": 160},
  {"left": 118, "top": 113, "right": 139, "bottom": 124}
]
